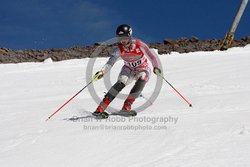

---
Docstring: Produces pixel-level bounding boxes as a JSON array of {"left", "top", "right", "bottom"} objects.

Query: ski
[
  {"left": 111, "top": 110, "right": 137, "bottom": 117},
  {"left": 65, "top": 110, "right": 137, "bottom": 121}
]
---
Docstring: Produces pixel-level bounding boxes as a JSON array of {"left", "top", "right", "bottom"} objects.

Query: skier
[{"left": 92, "top": 24, "right": 162, "bottom": 118}]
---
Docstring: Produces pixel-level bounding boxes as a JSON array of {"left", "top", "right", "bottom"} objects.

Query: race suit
[
  {"left": 97, "top": 39, "right": 159, "bottom": 111},
  {"left": 102, "top": 39, "right": 159, "bottom": 84}
]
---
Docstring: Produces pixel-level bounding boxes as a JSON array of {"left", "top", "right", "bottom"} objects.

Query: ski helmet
[{"left": 116, "top": 24, "right": 132, "bottom": 37}]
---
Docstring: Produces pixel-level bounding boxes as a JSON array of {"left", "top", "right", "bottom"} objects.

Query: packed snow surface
[{"left": 1, "top": 45, "right": 250, "bottom": 167}]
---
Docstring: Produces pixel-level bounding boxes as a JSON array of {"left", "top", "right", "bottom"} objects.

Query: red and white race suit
[{"left": 102, "top": 39, "right": 159, "bottom": 85}]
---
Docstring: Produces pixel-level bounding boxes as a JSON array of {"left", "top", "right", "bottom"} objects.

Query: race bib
[{"left": 125, "top": 57, "right": 146, "bottom": 68}]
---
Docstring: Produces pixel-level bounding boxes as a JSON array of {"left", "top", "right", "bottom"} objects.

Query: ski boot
[
  {"left": 122, "top": 97, "right": 134, "bottom": 111},
  {"left": 92, "top": 107, "right": 109, "bottom": 119},
  {"left": 122, "top": 103, "right": 131, "bottom": 111},
  {"left": 120, "top": 98, "right": 137, "bottom": 116},
  {"left": 92, "top": 97, "right": 110, "bottom": 119}
]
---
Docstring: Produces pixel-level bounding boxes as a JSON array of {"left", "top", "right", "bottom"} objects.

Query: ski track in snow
[{"left": 0, "top": 45, "right": 250, "bottom": 167}]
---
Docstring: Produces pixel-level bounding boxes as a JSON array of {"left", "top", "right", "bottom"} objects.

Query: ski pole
[
  {"left": 161, "top": 76, "right": 192, "bottom": 107},
  {"left": 46, "top": 80, "right": 93, "bottom": 121}
]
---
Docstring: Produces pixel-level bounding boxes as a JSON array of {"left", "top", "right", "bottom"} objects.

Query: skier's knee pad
[
  {"left": 105, "top": 81, "right": 125, "bottom": 101},
  {"left": 118, "top": 75, "right": 130, "bottom": 85},
  {"left": 129, "top": 79, "right": 146, "bottom": 98},
  {"left": 137, "top": 71, "right": 149, "bottom": 82},
  {"left": 113, "top": 81, "right": 126, "bottom": 91}
]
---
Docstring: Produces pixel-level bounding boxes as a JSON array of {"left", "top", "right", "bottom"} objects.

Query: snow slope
[{"left": 1, "top": 45, "right": 250, "bottom": 167}]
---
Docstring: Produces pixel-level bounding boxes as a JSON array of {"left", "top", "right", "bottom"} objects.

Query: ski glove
[
  {"left": 93, "top": 71, "right": 104, "bottom": 81},
  {"left": 153, "top": 67, "right": 161, "bottom": 76}
]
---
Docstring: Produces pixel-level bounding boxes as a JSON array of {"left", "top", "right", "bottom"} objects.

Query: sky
[{"left": 0, "top": 0, "right": 249, "bottom": 50}]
